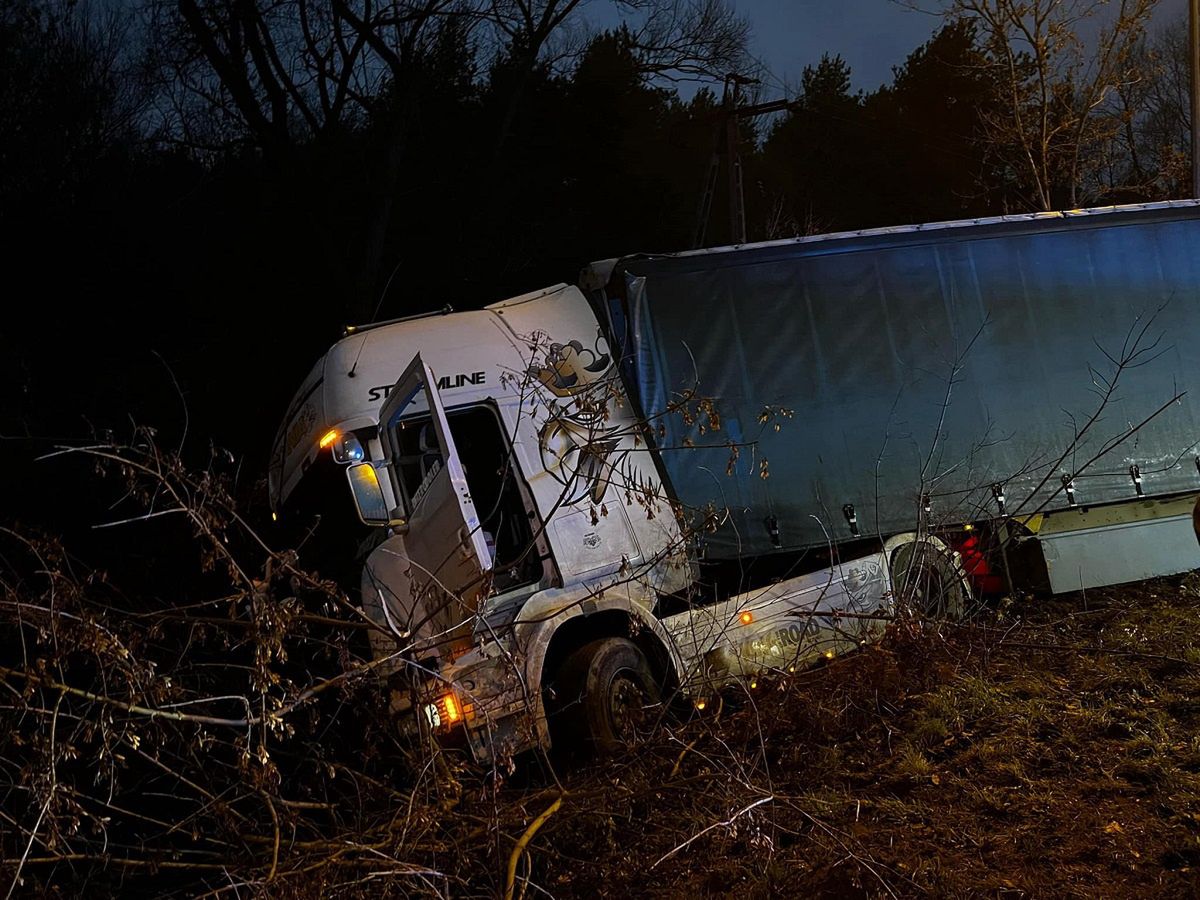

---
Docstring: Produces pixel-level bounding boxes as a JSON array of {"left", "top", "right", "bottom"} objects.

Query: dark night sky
[
  {"left": 735, "top": 0, "right": 944, "bottom": 92},
  {"left": 109, "top": 0, "right": 1191, "bottom": 95},
  {"left": 597, "top": 0, "right": 1191, "bottom": 96}
]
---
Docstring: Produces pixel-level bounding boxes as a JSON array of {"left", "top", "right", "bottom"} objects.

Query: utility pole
[
  {"left": 724, "top": 76, "right": 748, "bottom": 245},
  {"left": 1192, "top": 0, "right": 1200, "bottom": 196},
  {"left": 693, "top": 74, "right": 755, "bottom": 248},
  {"left": 692, "top": 76, "right": 797, "bottom": 249}
]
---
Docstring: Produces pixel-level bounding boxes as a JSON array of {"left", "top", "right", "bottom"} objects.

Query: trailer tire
[
  {"left": 889, "top": 538, "right": 970, "bottom": 621},
  {"left": 549, "top": 637, "right": 660, "bottom": 756}
]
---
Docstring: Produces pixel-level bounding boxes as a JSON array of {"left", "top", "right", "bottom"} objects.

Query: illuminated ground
[{"left": 512, "top": 573, "right": 1200, "bottom": 898}]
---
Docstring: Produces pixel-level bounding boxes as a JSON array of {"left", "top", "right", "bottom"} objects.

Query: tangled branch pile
[
  {"left": 0, "top": 438, "right": 454, "bottom": 894},
  {"left": 6, "top": 437, "right": 1200, "bottom": 897}
]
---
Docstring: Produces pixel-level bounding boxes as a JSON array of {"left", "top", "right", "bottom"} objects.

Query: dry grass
[
  {"left": 515, "top": 574, "right": 1200, "bottom": 898},
  {"left": 6, "top": 442, "right": 1200, "bottom": 897}
]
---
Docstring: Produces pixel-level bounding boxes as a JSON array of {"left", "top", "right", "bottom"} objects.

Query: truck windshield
[{"left": 393, "top": 405, "right": 542, "bottom": 592}]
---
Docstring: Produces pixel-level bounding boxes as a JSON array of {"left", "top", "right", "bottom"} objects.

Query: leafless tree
[
  {"left": 1124, "top": 13, "right": 1191, "bottom": 194},
  {"left": 0, "top": 0, "right": 151, "bottom": 205},
  {"left": 930, "top": 0, "right": 1159, "bottom": 210},
  {"left": 147, "top": 0, "right": 479, "bottom": 310},
  {"left": 481, "top": 0, "right": 748, "bottom": 159},
  {"left": 147, "top": 0, "right": 747, "bottom": 314}
]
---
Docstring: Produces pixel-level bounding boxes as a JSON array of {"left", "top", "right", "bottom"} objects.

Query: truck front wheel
[
  {"left": 889, "top": 538, "right": 970, "bottom": 620},
  {"left": 550, "top": 637, "right": 660, "bottom": 756}
]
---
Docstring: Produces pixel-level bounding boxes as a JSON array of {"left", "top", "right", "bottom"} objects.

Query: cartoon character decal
[
  {"left": 528, "top": 338, "right": 612, "bottom": 398},
  {"left": 530, "top": 334, "right": 628, "bottom": 507},
  {"left": 538, "top": 417, "right": 621, "bottom": 506}
]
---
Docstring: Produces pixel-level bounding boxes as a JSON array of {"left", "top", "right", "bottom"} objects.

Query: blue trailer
[{"left": 592, "top": 200, "right": 1200, "bottom": 592}]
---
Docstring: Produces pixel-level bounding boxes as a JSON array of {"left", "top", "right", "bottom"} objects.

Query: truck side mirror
[{"left": 346, "top": 462, "right": 404, "bottom": 527}]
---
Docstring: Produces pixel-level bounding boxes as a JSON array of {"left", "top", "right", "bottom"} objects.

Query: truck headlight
[{"left": 332, "top": 433, "right": 365, "bottom": 463}]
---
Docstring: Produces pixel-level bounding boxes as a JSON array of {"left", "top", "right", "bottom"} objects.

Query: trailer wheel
[
  {"left": 550, "top": 638, "right": 660, "bottom": 756},
  {"left": 890, "top": 539, "right": 970, "bottom": 621}
]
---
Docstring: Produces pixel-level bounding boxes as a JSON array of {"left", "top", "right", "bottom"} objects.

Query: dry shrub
[
  {"left": 9, "top": 433, "right": 1200, "bottom": 899},
  {"left": 0, "top": 435, "right": 459, "bottom": 896}
]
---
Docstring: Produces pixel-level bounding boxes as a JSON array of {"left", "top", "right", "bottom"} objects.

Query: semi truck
[{"left": 269, "top": 200, "right": 1200, "bottom": 764}]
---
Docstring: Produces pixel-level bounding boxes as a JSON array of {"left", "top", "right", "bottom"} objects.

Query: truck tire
[
  {"left": 550, "top": 637, "right": 659, "bottom": 756},
  {"left": 889, "top": 538, "right": 970, "bottom": 621}
]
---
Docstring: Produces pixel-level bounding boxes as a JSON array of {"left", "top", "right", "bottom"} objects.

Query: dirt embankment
[
  {"left": 8, "top": 516, "right": 1200, "bottom": 899},
  {"left": 495, "top": 575, "right": 1200, "bottom": 898}
]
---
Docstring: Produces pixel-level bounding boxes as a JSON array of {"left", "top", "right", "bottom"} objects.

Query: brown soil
[{"left": 489, "top": 573, "right": 1200, "bottom": 898}]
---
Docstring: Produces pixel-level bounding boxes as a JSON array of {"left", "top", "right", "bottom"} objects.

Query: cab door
[{"left": 376, "top": 354, "right": 494, "bottom": 660}]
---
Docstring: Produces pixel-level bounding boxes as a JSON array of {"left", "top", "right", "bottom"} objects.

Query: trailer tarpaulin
[{"left": 616, "top": 202, "right": 1200, "bottom": 559}]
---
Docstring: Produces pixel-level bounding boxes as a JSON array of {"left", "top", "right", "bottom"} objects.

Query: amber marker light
[
  {"left": 739, "top": 610, "right": 754, "bottom": 626},
  {"left": 442, "top": 694, "right": 462, "bottom": 724},
  {"left": 318, "top": 429, "right": 339, "bottom": 449}
]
